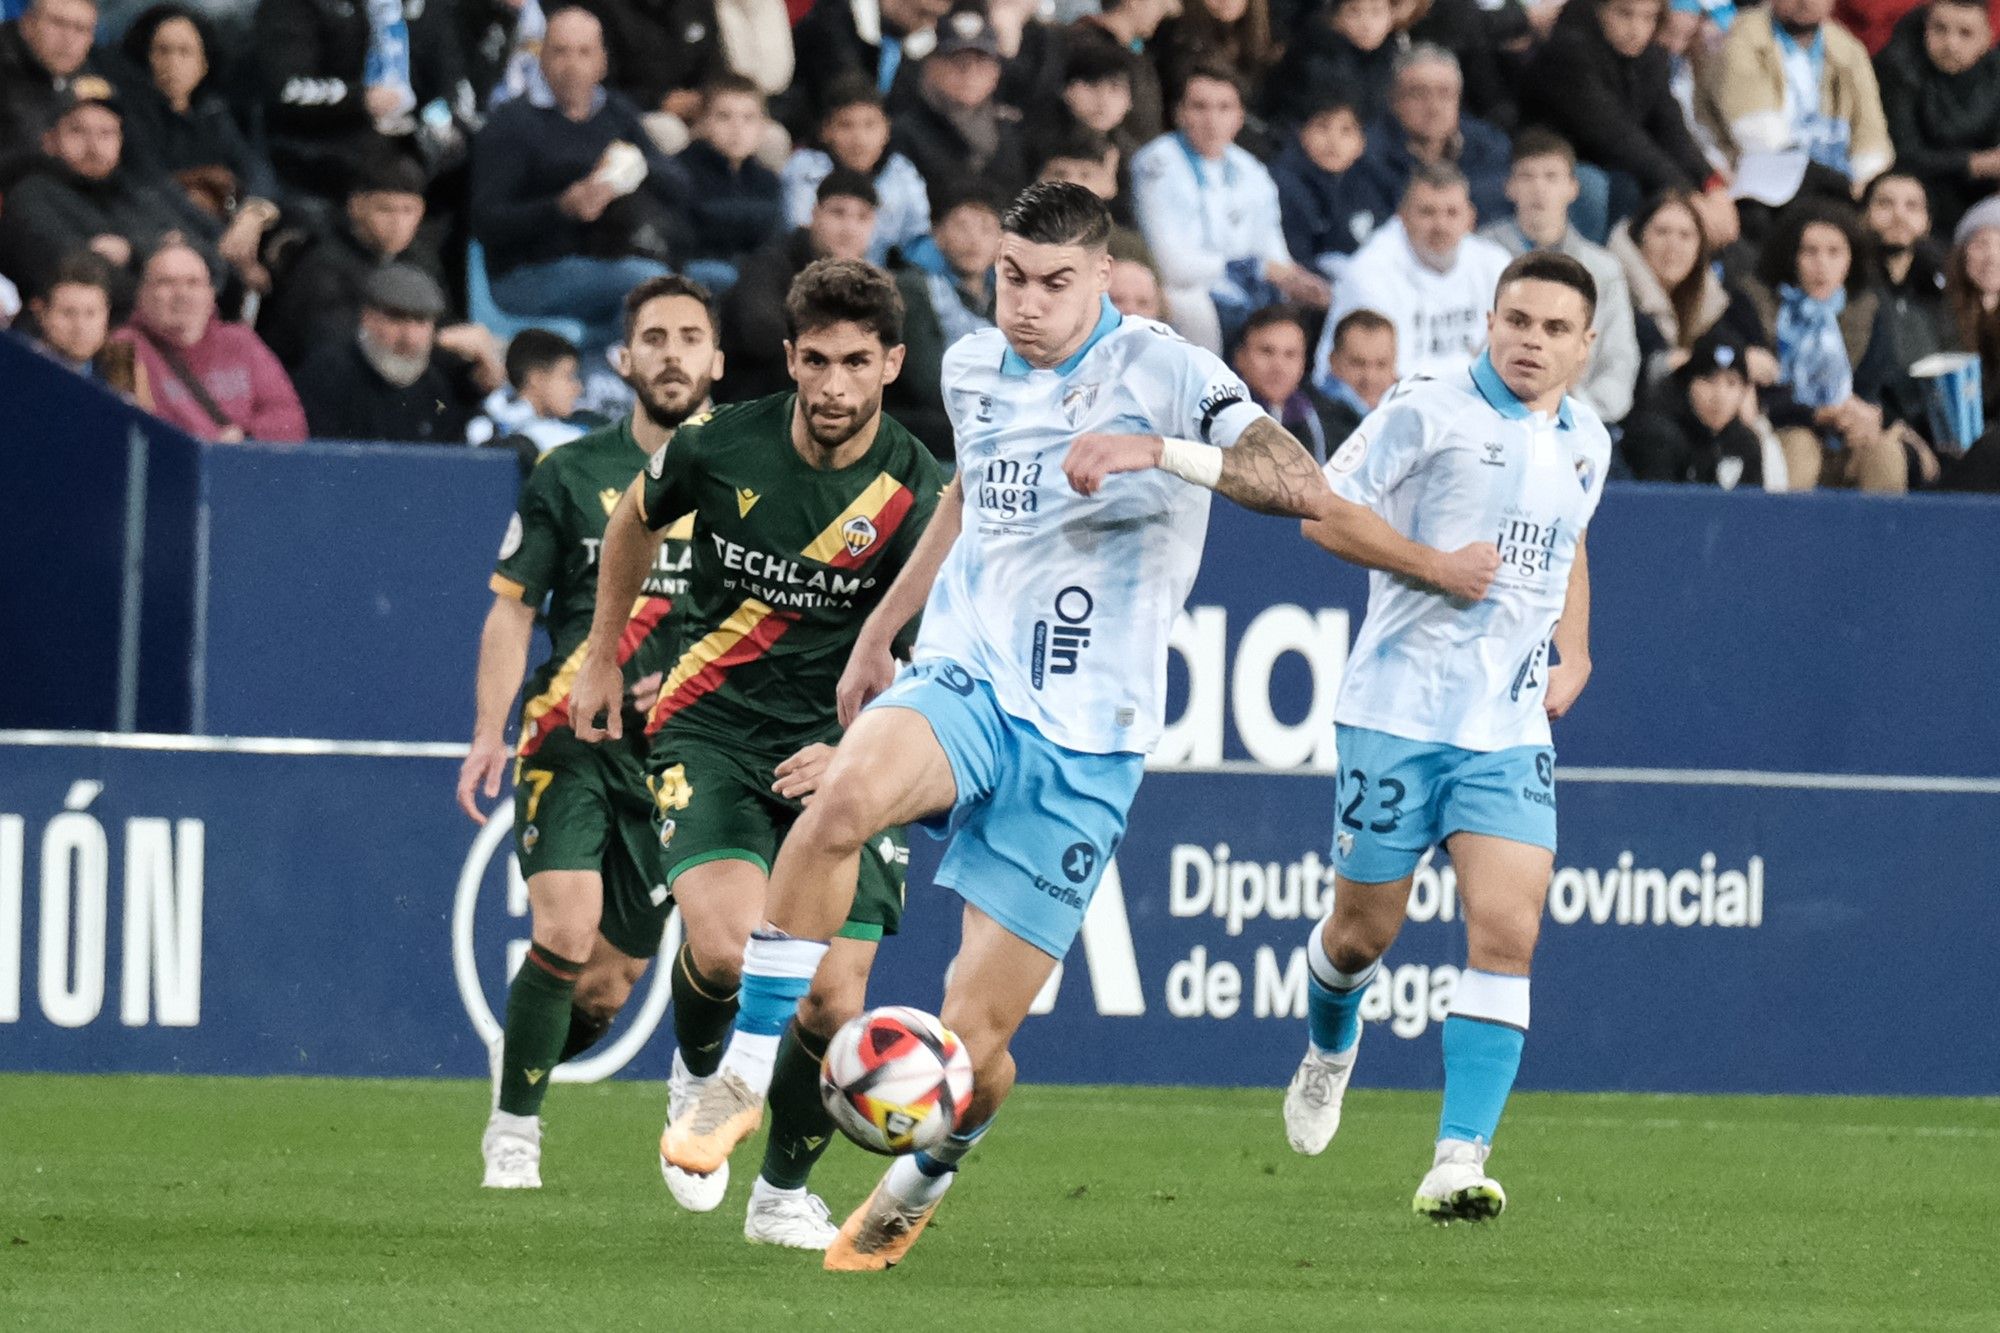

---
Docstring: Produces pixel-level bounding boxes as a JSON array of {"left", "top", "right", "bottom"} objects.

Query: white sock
[
  {"left": 751, "top": 1175, "right": 804, "bottom": 1202},
  {"left": 1434, "top": 1136, "right": 1489, "bottom": 1168},
  {"left": 883, "top": 1154, "right": 957, "bottom": 1212},
  {"left": 719, "top": 1030, "right": 782, "bottom": 1095}
]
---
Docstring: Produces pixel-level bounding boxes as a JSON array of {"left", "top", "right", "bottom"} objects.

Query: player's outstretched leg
[
  {"left": 665, "top": 709, "right": 954, "bottom": 1175},
  {"left": 825, "top": 905, "right": 1050, "bottom": 1273},
  {"left": 1284, "top": 878, "right": 1408, "bottom": 1155},
  {"left": 1413, "top": 833, "right": 1548, "bottom": 1222},
  {"left": 745, "top": 938, "right": 874, "bottom": 1249}
]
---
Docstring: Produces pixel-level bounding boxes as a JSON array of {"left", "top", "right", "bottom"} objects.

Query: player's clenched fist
[
  {"left": 1428, "top": 542, "right": 1501, "bottom": 602},
  {"left": 568, "top": 652, "right": 625, "bottom": 742},
  {"left": 1064, "top": 432, "right": 1165, "bottom": 496}
]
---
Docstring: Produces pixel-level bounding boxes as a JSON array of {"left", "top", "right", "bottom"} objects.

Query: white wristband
[{"left": 1158, "top": 437, "right": 1223, "bottom": 489}]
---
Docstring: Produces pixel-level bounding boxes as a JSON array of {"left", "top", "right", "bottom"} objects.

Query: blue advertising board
[{"left": 4, "top": 730, "right": 1994, "bottom": 1097}]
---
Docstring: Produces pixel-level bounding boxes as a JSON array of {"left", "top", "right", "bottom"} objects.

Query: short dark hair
[
  {"left": 1040, "top": 122, "right": 1117, "bottom": 171},
  {"left": 1859, "top": 169, "right": 1927, "bottom": 211},
  {"left": 699, "top": 73, "right": 764, "bottom": 112},
  {"left": 816, "top": 167, "right": 879, "bottom": 209},
  {"left": 1238, "top": 304, "right": 1311, "bottom": 350},
  {"left": 1756, "top": 199, "right": 1873, "bottom": 298},
  {"left": 819, "top": 76, "right": 884, "bottom": 121},
  {"left": 935, "top": 185, "right": 1006, "bottom": 222},
  {"left": 785, "top": 258, "right": 904, "bottom": 346},
  {"left": 1001, "top": 180, "right": 1112, "bottom": 250},
  {"left": 1062, "top": 38, "right": 1132, "bottom": 88},
  {"left": 1299, "top": 96, "right": 1360, "bottom": 127},
  {"left": 41, "top": 249, "right": 116, "bottom": 301},
  {"left": 504, "top": 328, "right": 580, "bottom": 389},
  {"left": 1510, "top": 127, "right": 1577, "bottom": 172},
  {"left": 1174, "top": 61, "right": 1246, "bottom": 109},
  {"left": 1332, "top": 307, "right": 1395, "bottom": 351},
  {"left": 621, "top": 274, "right": 717, "bottom": 344},
  {"left": 1496, "top": 249, "right": 1598, "bottom": 321},
  {"left": 347, "top": 148, "right": 427, "bottom": 199}
]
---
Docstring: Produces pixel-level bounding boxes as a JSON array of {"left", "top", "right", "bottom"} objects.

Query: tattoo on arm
[{"left": 1216, "top": 418, "right": 1332, "bottom": 518}]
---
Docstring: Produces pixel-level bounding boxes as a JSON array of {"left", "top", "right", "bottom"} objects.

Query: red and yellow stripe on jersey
[
  {"left": 645, "top": 471, "right": 918, "bottom": 735},
  {"left": 516, "top": 595, "right": 673, "bottom": 758}
]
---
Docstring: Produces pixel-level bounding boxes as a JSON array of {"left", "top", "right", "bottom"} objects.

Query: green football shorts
[
  {"left": 646, "top": 731, "right": 908, "bottom": 941},
  {"left": 512, "top": 726, "right": 672, "bottom": 959}
]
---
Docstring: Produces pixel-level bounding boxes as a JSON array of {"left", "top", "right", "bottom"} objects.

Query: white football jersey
[
  {"left": 1312, "top": 221, "right": 1513, "bottom": 390},
  {"left": 1326, "top": 354, "right": 1612, "bottom": 752},
  {"left": 916, "top": 298, "right": 1267, "bottom": 755}
]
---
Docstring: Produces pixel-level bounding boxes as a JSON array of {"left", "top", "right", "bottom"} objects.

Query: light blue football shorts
[
  {"left": 1330, "top": 723, "right": 1558, "bottom": 884},
  {"left": 866, "top": 657, "right": 1145, "bottom": 959}
]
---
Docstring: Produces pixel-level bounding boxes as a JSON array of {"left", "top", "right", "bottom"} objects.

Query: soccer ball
[{"left": 819, "top": 1006, "right": 975, "bottom": 1156}]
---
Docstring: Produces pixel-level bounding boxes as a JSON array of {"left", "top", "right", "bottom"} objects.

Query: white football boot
[
  {"left": 742, "top": 1177, "right": 839, "bottom": 1250},
  {"left": 1412, "top": 1139, "right": 1506, "bottom": 1222},
  {"left": 481, "top": 1111, "right": 542, "bottom": 1189},
  {"left": 1282, "top": 1030, "right": 1361, "bottom": 1156},
  {"left": 660, "top": 1049, "right": 730, "bottom": 1212}
]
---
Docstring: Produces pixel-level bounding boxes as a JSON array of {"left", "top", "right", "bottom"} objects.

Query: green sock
[
  {"left": 560, "top": 1007, "right": 612, "bottom": 1063},
  {"left": 498, "top": 943, "right": 581, "bottom": 1117},
  {"left": 671, "top": 941, "right": 739, "bottom": 1078},
  {"left": 759, "top": 1020, "right": 835, "bottom": 1192}
]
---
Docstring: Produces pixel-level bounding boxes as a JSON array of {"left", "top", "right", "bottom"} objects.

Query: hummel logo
[
  {"left": 524, "top": 1068, "right": 546, "bottom": 1085},
  {"left": 599, "top": 487, "right": 622, "bottom": 516},
  {"left": 736, "top": 487, "right": 760, "bottom": 517},
  {"left": 804, "top": 1135, "right": 826, "bottom": 1152},
  {"left": 1481, "top": 442, "right": 1507, "bottom": 467}
]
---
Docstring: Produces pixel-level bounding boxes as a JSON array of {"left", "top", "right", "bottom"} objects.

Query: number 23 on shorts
[{"left": 1339, "top": 768, "right": 1406, "bottom": 834}]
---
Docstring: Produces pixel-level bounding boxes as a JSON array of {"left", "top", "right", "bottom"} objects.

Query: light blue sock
[
  {"left": 736, "top": 970, "right": 809, "bottom": 1037},
  {"left": 1437, "top": 970, "right": 1532, "bottom": 1145},
  {"left": 1304, "top": 921, "right": 1377, "bottom": 1056},
  {"left": 718, "top": 932, "right": 827, "bottom": 1095}
]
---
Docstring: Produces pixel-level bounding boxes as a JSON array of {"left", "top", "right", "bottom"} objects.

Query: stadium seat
[{"left": 465, "top": 241, "right": 587, "bottom": 348}]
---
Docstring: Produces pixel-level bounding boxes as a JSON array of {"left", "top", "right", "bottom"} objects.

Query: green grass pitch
[{"left": 2, "top": 1075, "right": 1995, "bottom": 1331}]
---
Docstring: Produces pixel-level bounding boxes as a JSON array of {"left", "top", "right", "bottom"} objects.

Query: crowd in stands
[{"left": 3, "top": 0, "right": 1999, "bottom": 491}]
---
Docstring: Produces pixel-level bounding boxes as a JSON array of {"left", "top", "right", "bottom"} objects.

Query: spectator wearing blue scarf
[{"left": 1749, "top": 201, "right": 1920, "bottom": 491}]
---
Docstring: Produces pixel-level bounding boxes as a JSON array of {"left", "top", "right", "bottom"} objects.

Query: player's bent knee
[
  {"left": 683, "top": 929, "right": 746, "bottom": 985},
  {"left": 797, "top": 985, "right": 859, "bottom": 1040},
  {"left": 571, "top": 982, "right": 627, "bottom": 1023},
  {"left": 793, "top": 785, "right": 881, "bottom": 857},
  {"left": 531, "top": 915, "right": 598, "bottom": 963}
]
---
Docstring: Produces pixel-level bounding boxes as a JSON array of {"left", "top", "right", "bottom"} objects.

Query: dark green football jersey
[
  {"left": 636, "top": 392, "right": 945, "bottom": 757},
  {"left": 491, "top": 418, "right": 695, "bottom": 758}
]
